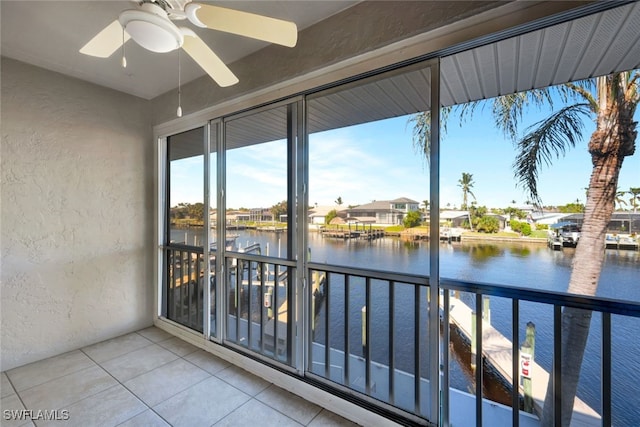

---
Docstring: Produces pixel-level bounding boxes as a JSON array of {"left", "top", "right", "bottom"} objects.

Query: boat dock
[
  {"left": 399, "top": 229, "right": 429, "bottom": 241},
  {"left": 320, "top": 228, "right": 385, "bottom": 240},
  {"left": 548, "top": 233, "right": 639, "bottom": 251},
  {"left": 257, "top": 226, "right": 286, "bottom": 233},
  {"left": 605, "top": 235, "right": 639, "bottom": 250},
  {"left": 547, "top": 235, "right": 563, "bottom": 250},
  {"left": 445, "top": 294, "right": 601, "bottom": 426},
  {"left": 440, "top": 227, "right": 463, "bottom": 242}
]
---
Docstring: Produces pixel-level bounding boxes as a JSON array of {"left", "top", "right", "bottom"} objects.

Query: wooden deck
[{"left": 445, "top": 294, "right": 601, "bottom": 426}]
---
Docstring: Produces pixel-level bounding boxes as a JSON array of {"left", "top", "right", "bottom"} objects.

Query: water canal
[{"left": 173, "top": 228, "right": 640, "bottom": 425}]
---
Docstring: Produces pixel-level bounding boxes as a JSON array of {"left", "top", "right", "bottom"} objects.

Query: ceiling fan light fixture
[{"left": 119, "top": 3, "right": 183, "bottom": 53}]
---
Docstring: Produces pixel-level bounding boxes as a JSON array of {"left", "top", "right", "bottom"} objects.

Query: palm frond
[
  {"left": 624, "top": 71, "right": 639, "bottom": 104},
  {"left": 609, "top": 74, "right": 624, "bottom": 101},
  {"left": 408, "top": 106, "right": 453, "bottom": 165},
  {"left": 562, "top": 81, "right": 598, "bottom": 112},
  {"left": 513, "top": 103, "right": 592, "bottom": 204},
  {"left": 490, "top": 89, "right": 554, "bottom": 142},
  {"left": 408, "top": 112, "right": 431, "bottom": 164},
  {"left": 628, "top": 71, "right": 640, "bottom": 88},
  {"left": 456, "top": 100, "right": 484, "bottom": 124}
]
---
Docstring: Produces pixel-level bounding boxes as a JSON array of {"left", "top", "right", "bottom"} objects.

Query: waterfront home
[
  {"left": 440, "top": 210, "right": 471, "bottom": 228},
  {"left": 346, "top": 197, "right": 420, "bottom": 225},
  {"left": 486, "top": 213, "right": 508, "bottom": 230},
  {"left": 530, "top": 211, "right": 573, "bottom": 226},
  {"left": 562, "top": 212, "right": 640, "bottom": 235},
  {"left": 249, "top": 208, "right": 274, "bottom": 223},
  {"left": 225, "top": 210, "right": 251, "bottom": 223},
  {"left": 308, "top": 205, "right": 345, "bottom": 225},
  {"left": 3, "top": 2, "right": 639, "bottom": 427}
]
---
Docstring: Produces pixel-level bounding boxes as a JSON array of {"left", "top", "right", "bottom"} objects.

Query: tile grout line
[
  {"left": 208, "top": 396, "right": 253, "bottom": 427},
  {"left": 134, "top": 362, "right": 213, "bottom": 413},
  {"left": 4, "top": 330, "right": 187, "bottom": 427},
  {"left": 82, "top": 347, "right": 173, "bottom": 427},
  {"left": 133, "top": 331, "right": 314, "bottom": 425},
  {"left": 209, "top": 396, "right": 304, "bottom": 427},
  {"left": 108, "top": 343, "right": 220, "bottom": 426},
  {"left": 4, "top": 350, "right": 99, "bottom": 394},
  {"left": 10, "top": 362, "right": 110, "bottom": 412},
  {"left": 211, "top": 365, "right": 272, "bottom": 397},
  {"left": 2, "top": 372, "right": 30, "bottom": 416},
  {"left": 88, "top": 339, "right": 188, "bottom": 384},
  {"left": 6, "top": 330, "right": 341, "bottom": 427},
  {"left": 79, "top": 348, "right": 154, "bottom": 425},
  {"left": 86, "top": 330, "right": 210, "bottom": 426},
  {"left": 305, "top": 408, "right": 325, "bottom": 426},
  {"left": 253, "top": 384, "right": 322, "bottom": 427}
]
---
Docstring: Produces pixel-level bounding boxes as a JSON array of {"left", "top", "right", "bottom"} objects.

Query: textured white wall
[{"left": 1, "top": 58, "right": 154, "bottom": 371}]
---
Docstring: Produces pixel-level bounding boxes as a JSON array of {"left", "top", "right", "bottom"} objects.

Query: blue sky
[
  {"left": 310, "top": 107, "right": 639, "bottom": 209},
  {"left": 171, "top": 105, "right": 640, "bottom": 210}
]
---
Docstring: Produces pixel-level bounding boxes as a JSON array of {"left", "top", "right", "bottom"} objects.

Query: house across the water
[{"left": 346, "top": 197, "right": 420, "bottom": 225}]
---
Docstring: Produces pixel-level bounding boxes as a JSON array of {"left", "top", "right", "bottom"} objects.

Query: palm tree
[
  {"left": 457, "top": 172, "right": 476, "bottom": 210},
  {"left": 615, "top": 189, "right": 628, "bottom": 210},
  {"left": 629, "top": 187, "right": 640, "bottom": 213},
  {"left": 412, "top": 70, "right": 638, "bottom": 425}
]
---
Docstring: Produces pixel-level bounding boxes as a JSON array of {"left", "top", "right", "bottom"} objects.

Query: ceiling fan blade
[
  {"left": 181, "top": 30, "right": 239, "bottom": 87},
  {"left": 80, "top": 20, "right": 130, "bottom": 58},
  {"left": 185, "top": 3, "right": 297, "bottom": 47}
]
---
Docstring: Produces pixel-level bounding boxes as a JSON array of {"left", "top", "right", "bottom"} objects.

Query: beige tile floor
[{"left": 1, "top": 327, "right": 359, "bottom": 427}]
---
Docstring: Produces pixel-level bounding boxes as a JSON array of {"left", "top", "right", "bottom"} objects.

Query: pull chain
[
  {"left": 177, "top": 49, "right": 183, "bottom": 117},
  {"left": 121, "top": 27, "right": 127, "bottom": 68}
]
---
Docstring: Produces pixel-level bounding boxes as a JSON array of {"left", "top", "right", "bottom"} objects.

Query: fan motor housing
[{"left": 119, "top": 3, "right": 184, "bottom": 53}]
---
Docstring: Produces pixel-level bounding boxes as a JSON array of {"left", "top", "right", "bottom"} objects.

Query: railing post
[
  {"left": 522, "top": 322, "right": 536, "bottom": 413},
  {"left": 471, "top": 310, "right": 477, "bottom": 370},
  {"left": 361, "top": 305, "right": 367, "bottom": 354},
  {"left": 483, "top": 295, "right": 490, "bottom": 323},
  {"left": 311, "top": 270, "right": 318, "bottom": 321},
  {"left": 520, "top": 341, "right": 534, "bottom": 413},
  {"left": 266, "top": 286, "right": 273, "bottom": 319},
  {"left": 525, "top": 321, "right": 536, "bottom": 356}
]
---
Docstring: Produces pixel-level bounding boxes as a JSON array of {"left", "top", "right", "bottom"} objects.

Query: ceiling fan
[{"left": 79, "top": 0, "right": 298, "bottom": 88}]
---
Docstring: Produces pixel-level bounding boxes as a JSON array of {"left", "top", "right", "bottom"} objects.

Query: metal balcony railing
[
  {"left": 164, "top": 249, "right": 640, "bottom": 425},
  {"left": 439, "top": 278, "right": 640, "bottom": 427},
  {"left": 307, "top": 262, "right": 640, "bottom": 426},
  {"left": 223, "top": 252, "right": 296, "bottom": 366},
  {"left": 307, "top": 262, "right": 433, "bottom": 419},
  {"left": 166, "top": 244, "right": 205, "bottom": 333}
]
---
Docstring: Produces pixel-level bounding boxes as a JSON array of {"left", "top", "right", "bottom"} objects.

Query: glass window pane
[
  {"left": 209, "top": 122, "right": 218, "bottom": 337},
  {"left": 307, "top": 63, "right": 434, "bottom": 417},
  {"left": 225, "top": 105, "right": 290, "bottom": 259},
  {"left": 165, "top": 126, "right": 205, "bottom": 332},
  {"left": 167, "top": 127, "right": 205, "bottom": 247},
  {"left": 307, "top": 66, "right": 432, "bottom": 275}
]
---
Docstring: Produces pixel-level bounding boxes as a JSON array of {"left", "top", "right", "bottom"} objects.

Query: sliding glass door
[
  {"left": 159, "top": 58, "right": 440, "bottom": 422},
  {"left": 221, "top": 102, "right": 299, "bottom": 366},
  {"left": 164, "top": 126, "right": 206, "bottom": 332}
]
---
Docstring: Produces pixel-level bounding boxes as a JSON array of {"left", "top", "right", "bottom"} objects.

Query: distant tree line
[{"left": 171, "top": 202, "right": 204, "bottom": 222}]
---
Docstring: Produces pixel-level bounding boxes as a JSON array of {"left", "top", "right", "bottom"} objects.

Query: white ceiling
[
  {"left": 3, "top": 1, "right": 639, "bottom": 113},
  {"left": 0, "top": 0, "right": 358, "bottom": 99}
]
